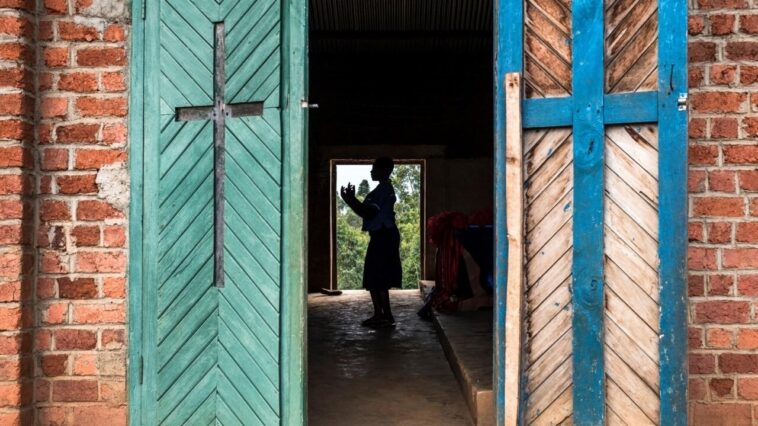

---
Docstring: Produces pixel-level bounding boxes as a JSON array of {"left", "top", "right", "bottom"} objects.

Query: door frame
[
  {"left": 328, "top": 159, "right": 427, "bottom": 291},
  {"left": 127, "top": 0, "right": 309, "bottom": 423}
]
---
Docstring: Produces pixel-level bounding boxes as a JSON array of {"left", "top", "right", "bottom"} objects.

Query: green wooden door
[{"left": 130, "top": 0, "right": 307, "bottom": 424}]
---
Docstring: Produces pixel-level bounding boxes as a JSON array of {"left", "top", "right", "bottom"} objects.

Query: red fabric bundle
[{"left": 426, "top": 211, "right": 468, "bottom": 313}]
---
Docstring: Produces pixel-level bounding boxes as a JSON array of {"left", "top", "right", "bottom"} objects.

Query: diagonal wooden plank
[
  {"left": 526, "top": 129, "right": 572, "bottom": 175},
  {"left": 606, "top": 170, "right": 658, "bottom": 238},
  {"left": 219, "top": 338, "right": 279, "bottom": 418},
  {"left": 606, "top": 259, "right": 659, "bottom": 333},
  {"left": 529, "top": 278, "right": 572, "bottom": 336},
  {"left": 527, "top": 249, "right": 572, "bottom": 302},
  {"left": 531, "top": 385, "right": 573, "bottom": 426},
  {"left": 605, "top": 199, "right": 659, "bottom": 269},
  {"left": 527, "top": 169, "right": 573, "bottom": 232},
  {"left": 158, "top": 355, "right": 217, "bottom": 425},
  {"left": 527, "top": 192, "right": 573, "bottom": 259},
  {"left": 527, "top": 328, "right": 572, "bottom": 389},
  {"left": 526, "top": 219, "right": 572, "bottom": 285},
  {"left": 526, "top": 356, "right": 572, "bottom": 423},
  {"left": 604, "top": 228, "right": 658, "bottom": 300},
  {"left": 605, "top": 286, "right": 658, "bottom": 361},
  {"left": 605, "top": 348, "right": 660, "bottom": 423},
  {"left": 529, "top": 303, "right": 572, "bottom": 363},
  {"left": 606, "top": 378, "right": 656, "bottom": 426}
]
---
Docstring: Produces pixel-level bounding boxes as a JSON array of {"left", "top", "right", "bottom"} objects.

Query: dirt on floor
[{"left": 308, "top": 290, "right": 472, "bottom": 426}]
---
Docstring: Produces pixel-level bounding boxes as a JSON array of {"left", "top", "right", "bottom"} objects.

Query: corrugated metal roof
[{"left": 309, "top": 0, "right": 493, "bottom": 54}]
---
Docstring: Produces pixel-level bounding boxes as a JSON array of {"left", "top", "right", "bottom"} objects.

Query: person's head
[{"left": 370, "top": 157, "right": 394, "bottom": 182}]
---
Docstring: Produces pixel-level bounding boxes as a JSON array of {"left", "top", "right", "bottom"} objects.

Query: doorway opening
[
  {"left": 306, "top": 0, "right": 495, "bottom": 424},
  {"left": 331, "top": 160, "right": 425, "bottom": 291}
]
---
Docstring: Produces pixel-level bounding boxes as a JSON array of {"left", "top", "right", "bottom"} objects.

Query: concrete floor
[{"left": 308, "top": 290, "right": 472, "bottom": 426}]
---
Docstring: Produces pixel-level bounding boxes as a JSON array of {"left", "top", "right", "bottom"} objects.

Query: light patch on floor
[{"left": 308, "top": 290, "right": 472, "bottom": 425}]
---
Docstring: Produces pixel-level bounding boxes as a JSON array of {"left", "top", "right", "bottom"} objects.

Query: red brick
[
  {"left": 708, "top": 274, "right": 734, "bottom": 296},
  {"left": 751, "top": 198, "right": 758, "bottom": 216},
  {"left": 695, "top": 300, "right": 750, "bottom": 323},
  {"left": 689, "top": 222, "right": 704, "bottom": 242},
  {"left": 691, "top": 92, "right": 747, "bottom": 113},
  {"left": 690, "top": 66, "right": 705, "bottom": 88},
  {"left": 711, "top": 117, "right": 738, "bottom": 138},
  {"left": 102, "top": 123, "right": 127, "bottom": 145},
  {"left": 58, "top": 277, "right": 97, "bottom": 299},
  {"left": 726, "top": 41, "right": 758, "bottom": 61},
  {"left": 709, "top": 170, "right": 736, "bottom": 192},
  {"left": 690, "top": 41, "right": 717, "bottom": 62},
  {"left": 744, "top": 116, "right": 758, "bottom": 136},
  {"left": 73, "top": 303, "right": 124, "bottom": 324},
  {"left": 739, "top": 274, "right": 758, "bottom": 296},
  {"left": 736, "top": 222, "right": 758, "bottom": 242},
  {"left": 740, "top": 14, "right": 758, "bottom": 34},
  {"left": 690, "top": 118, "right": 707, "bottom": 139},
  {"left": 710, "top": 378, "right": 734, "bottom": 397},
  {"left": 0, "top": 67, "right": 29, "bottom": 89},
  {"left": 39, "top": 20, "right": 53, "bottom": 41},
  {"left": 41, "top": 149, "right": 69, "bottom": 171},
  {"left": 711, "top": 14, "right": 736, "bottom": 35},
  {"left": 0, "top": 93, "right": 30, "bottom": 116},
  {"left": 697, "top": 0, "right": 747, "bottom": 7},
  {"left": 35, "top": 379, "right": 50, "bottom": 403},
  {"left": 102, "top": 328, "right": 124, "bottom": 349},
  {"left": 71, "top": 225, "right": 99, "bottom": 247},
  {"left": 75, "top": 148, "right": 126, "bottom": 170},
  {"left": 56, "top": 123, "right": 99, "bottom": 144},
  {"left": 40, "top": 200, "right": 69, "bottom": 221},
  {"left": 741, "top": 65, "right": 758, "bottom": 85},
  {"left": 689, "top": 15, "right": 705, "bottom": 35},
  {"left": 693, "top": 197, "right": 745, "bottom": 217},
  {"left": 690, "top": 327, "right": 704, "bottom": 348},
  {"left": 0, "top": 225, "right": 22, "bottom": 245},
  {"left": 40, "top": 250, "right": 66, "bottom": 274},
  {"left": 103, "top": 24, "right": 125, "bottom": 42},
  {"left": 0, "top": 200, "right": 23, "bottom": 220},
  {"left": 103, "top": 277, "right": 125, "bottom": 298},
  {"left": 691, "top": 354, "right": 716, "bottom": 374},
  {"left": 737, "top": 328, "right": 758, "bottom": 349},
  {"left": 0, "top": 174, "right": 24, "bottom": 195},
  {"left": 40, "top": 354, "right": 67, "bottom": 377},
  {"left": 707, "top": 222, "right": 732, "bottom": 243},
  {"left": 76, "top": 47, "right": 126, "bottom": 66},
  {"left": 0, "top": 382, "right": 23, "bottom": 407},
  {"left": 691, "top": 378, "right": 707, "bottom": 401},
  {"left": 721, "top": 354, "right": 758, "bottom": 373},
  {"left": 54, "top": 329, "right": 96, "bottom": 350},
  {"left": 76, "top": 251, "right": 125, "bottom": 273},
  {"left": 52, "top": 380, "right": 98, "bottom": 402},
  {"left": 56, "top": 174, "right": 97, "bottom": 194},
  {"left": 724, "top": 144, "right": 758, "bottom": 164},
  {"left": 737, "top": 378, "right": 758, "bottom": 400},
  {"left": 44, "top": 0, "right": 67, "bottom": 13},
  {"left": 0, "top": 16, "right": 31, "bottom": 38},
  {"left": 688, "top": 145, "right": 719, "bottom": 165},
  {"left": 723, "top": 248, "right": 758, "bottom": 268},
  {"left": 44, "top": 47, "right": 68, "bottom": 68},
  {"left": 707, "top": 328, "right": 734, "bottom": 348},
  {"left": 76, "top": 200, "right": 123, "bottom": 221},
  {"left": 58, "top": 72, "right": 98, "bottom": 92},
  {"left": 0, "top": 146, "right": 28, "bottom": 168},
  {"left": 0, "top": 119, "right": 31, "bottom": 140},
  {"left": 37, "top": 278, "right": 55, "bottom": 300},
  {"left": 690, "top": 247, "right": 718, "bottom": 270},
  {"left": 72, "top": 354, "right": 96, "bottom": 375},
  {"left": 748, "top": 156, "right": 758, "bottom": 182},
  {"left": 103, "top": 225, "right": 125, "bottom": 247},
  {"left": 75, "top": 96, "right": 127, "bottom": 117},
  {"left": 102, "top": 71, "right": 126, "bottom": 92},
  {"left": 690, "top": 170, "right": 706, "bottom": 192},
  {"left": 58, "top": 21, "right": 99, "bottom": 42},
  {"left": 71, "top": 406, "right": 127, "bottom": 426}
]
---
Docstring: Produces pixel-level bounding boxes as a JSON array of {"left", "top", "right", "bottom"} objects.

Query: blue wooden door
[
  {"left": 494, "top": 0, "right": 687, "bottom": 423},
  {"left": 129, "top": 0, "right": 307, "bottom": 424}
]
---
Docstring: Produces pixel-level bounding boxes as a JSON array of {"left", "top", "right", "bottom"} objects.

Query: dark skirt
[{"left": 363, "top": 227, "right": 403, "bottom": 291}]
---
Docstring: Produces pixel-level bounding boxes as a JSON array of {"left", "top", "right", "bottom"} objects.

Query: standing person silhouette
[{"left": 340, "top": 157, "right": 402, "bottom": 328}]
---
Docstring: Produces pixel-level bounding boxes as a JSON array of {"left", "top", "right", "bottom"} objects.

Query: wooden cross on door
[{"left": 175, "top": 22, "right": 264, "bottom": 288}]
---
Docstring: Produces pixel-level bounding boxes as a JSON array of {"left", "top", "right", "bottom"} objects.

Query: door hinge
[
  {"left": 141, "top": 0, "right": 146, "bottom": 20},
  {"left": 139, "top": 356, "right": 144, "bottom": 384}
]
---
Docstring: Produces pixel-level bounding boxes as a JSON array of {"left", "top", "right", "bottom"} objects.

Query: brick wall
[
  {"left": 33, "top": 0, "right": 129, "bottom": 423},
  {"left": 688, "top": 1, "right": 758, "bottom": 424}
]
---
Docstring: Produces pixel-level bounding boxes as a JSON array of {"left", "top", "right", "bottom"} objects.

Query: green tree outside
[{"left": 336, "top": 164, "right": 421, "bottom": 289}]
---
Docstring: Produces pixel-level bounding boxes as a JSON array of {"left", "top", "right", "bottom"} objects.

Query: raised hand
[{"left": 340, "top": 183, "right": 356, "bottom": 202}]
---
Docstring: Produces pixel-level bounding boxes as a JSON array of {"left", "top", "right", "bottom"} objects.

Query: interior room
[{"left": 305, "top": 0, "right": 496, "bottom": 424}]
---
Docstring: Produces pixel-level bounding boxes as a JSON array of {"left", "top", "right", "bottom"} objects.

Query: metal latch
[
  {"left": 678, "top": 93, "right": 687, "bottom": 111},
  {"left": 301, "top": 99, "right": 319, "bottom": 109}
]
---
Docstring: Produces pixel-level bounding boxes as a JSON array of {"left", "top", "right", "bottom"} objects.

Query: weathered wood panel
[
  {"left": 524, "top": 128, "right": 573, "bottom": 424},
  {"left": 524, "top": 0, "right": 572, "bottom": 98},
  {"left": 605, "top": 0, "right": 658, "bottom": 93},
  {"left": 604, "top": 124, "right": 660, "bottom": 425}
]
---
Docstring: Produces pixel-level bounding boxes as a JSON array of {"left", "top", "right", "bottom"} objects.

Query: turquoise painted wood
[{"left": 130, "top": 0, "right": 307, "bottom": 423}]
